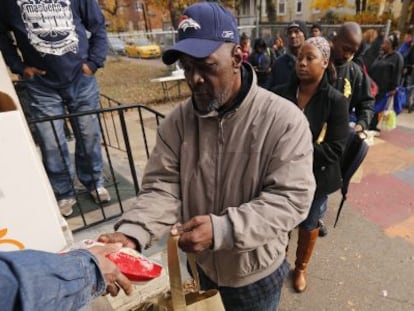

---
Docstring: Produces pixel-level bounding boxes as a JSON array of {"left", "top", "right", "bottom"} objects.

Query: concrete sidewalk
[
  {"left": 75, "top": 110, "right": 414, "bottom": 311},
  {"left": 280, "top": 111, "right": 414, "bottom": 311}
]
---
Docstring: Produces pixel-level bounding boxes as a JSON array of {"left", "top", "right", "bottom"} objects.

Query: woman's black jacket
[{"left": 272, "top": 74, "right": 350, "bottom": 197}]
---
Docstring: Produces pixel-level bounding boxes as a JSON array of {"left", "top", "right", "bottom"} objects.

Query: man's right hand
[
  {"left": 97, "top": 232, "right": 138, "bottom": 250},
  {"left": 23, "top": 66, "right": 46, "bottom": 79}
]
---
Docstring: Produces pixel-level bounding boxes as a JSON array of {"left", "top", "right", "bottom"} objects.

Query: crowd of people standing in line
[
  {"left": 241, "top": 21, "right": 412, "bottom": 116},
  {"left": 235, "top": 17, "right": 413, "bottom": 296}
]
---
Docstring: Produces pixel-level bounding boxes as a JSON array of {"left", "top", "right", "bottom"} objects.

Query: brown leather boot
[{"left": 293, "top": 227, "right": 319, "bottom": 293}]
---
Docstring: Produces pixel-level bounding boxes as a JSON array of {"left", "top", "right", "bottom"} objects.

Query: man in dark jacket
[
  {"left": 264, "top": 21, "right": 307, "bottom": 90},
  {"left": 319, "top": 22, "right": 374, "bottom": 236},
  {"left": 331, "top": 22, "right": 374, "bottom": 132},
  {"left": 0, "top": 0, "right": 110, "bottom": 216},
  {"left": 399, "top": 29, "right": 414, "bottom": 112}
]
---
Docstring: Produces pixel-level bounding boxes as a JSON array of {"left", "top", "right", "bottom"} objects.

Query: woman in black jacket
[
  {"left": 272, "top": 37, "right": 349, "bottom": 293},
  {"left": 369, "top": 33, "right": 404, "bottom": 130}
]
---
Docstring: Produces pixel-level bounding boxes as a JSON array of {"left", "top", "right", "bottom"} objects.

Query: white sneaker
[
  {"left": 58, "top": 198, "right": 76, "bottom": 217},
  {"left": 90, "top": 187, "right": 111, "bottom": 204}
]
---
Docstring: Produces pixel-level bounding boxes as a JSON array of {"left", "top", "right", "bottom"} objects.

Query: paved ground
[
  {"left": 75, "top": 109, "right": 414, "bottom": 311},
  {"left": 280, "top": 111, "right": 414, "bottom": 311}
]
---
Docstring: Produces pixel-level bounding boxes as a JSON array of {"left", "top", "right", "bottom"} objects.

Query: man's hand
[
  {"left": 82, "top": 63, "right": 94, "bottom": 76},
  {"left": 88, "top": 243, "right": 134, "bottom": 297},
  {"left": 176, "top": 216, "right": 213, "bottom": 253},
  {"left": 22, "top": 66, "right": 46, "bottom": 79},
  {"left": 97, "top": 232, "right": 138, "bottom": 250},
  {"left": 354, "top": 123, "right": 364, "bottom": 133}
]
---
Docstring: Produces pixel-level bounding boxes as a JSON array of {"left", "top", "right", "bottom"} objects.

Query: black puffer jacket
[
  {"left": 331, "top": 61, "right": 375, "bottom": 130},
  {"left": 273, "top": 74, "right": 349, "bottom": 197},
  {"left": 369, "top": 51, "right": 404, "bottom": 98},
  {"left": 264, "top": 53, "right": 296, "bottom": 90}
]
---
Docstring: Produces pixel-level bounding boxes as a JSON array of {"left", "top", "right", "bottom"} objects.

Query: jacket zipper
[
  {"left": 215, "top": 117, "right": 224, "bottom": 215},
  {"left": 214, "top": 117, "right": 224, "bottom": 284}
]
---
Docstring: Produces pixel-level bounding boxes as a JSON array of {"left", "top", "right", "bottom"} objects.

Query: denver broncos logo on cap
[
  {"left": 222, "top": 31, "right": 234, "bottom": 39},
  {"left": 178, "top": 15, "right": 201, "bottom": 32}
]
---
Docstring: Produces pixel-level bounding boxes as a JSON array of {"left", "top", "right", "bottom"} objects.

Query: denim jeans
[
  {"left": 300, "top": 195, "right": 328, "bottom": 230},
  {"left": 25, "top": 73, "right": 103, "bottom": 200},
  {"left": 194, "top": 259, "right": 290, "bottom": 311},
  {"left": 318, "top": 198, "right": 328, "bottom": 220}
]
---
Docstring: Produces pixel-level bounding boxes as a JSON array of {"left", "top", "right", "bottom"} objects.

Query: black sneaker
[{"left": 318, "top": 220, "right": 328, "bottom": 237}]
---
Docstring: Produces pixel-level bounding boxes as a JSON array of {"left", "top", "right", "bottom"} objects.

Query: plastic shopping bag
[
  {"left": 393, "top": 87, "right": 406, "bottom": 115},
  {"left": 379, "top": 96, "right": 397, "bottom": 131}
]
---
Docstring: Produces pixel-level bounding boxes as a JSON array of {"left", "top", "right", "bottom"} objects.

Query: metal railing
[
  {"left": 28, "top": 102, "right": 165, "bottom": 232},
  {"left": 98, "top": 94, "right": 165, "bottom": 158},
  {"left": 13, "top": 80, "right": 166, "bottom": 232}
]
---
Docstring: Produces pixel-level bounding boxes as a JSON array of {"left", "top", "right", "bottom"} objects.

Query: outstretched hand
[
  {"left": 88, "top": 243, "right": 134, "bottom": 297},
  {"left": 174, "top": 215, "right": 213, "bottom": 253},
  {"left": 97, "top": 232, "right": 138, "bottom": 250}
]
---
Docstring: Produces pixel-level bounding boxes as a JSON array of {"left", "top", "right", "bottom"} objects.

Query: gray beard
[{"left": 193, "top": 96, "right": 223, "bottom": 114}]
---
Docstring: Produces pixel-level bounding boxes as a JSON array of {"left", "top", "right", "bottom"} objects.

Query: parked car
[
  {"left": 108, "top": 37, "right": 126, "bottom": 55},
  {"left": 125, "top": 38, "right": 161, "bottom": 59}
]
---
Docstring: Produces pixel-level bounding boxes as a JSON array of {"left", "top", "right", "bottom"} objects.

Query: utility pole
[
  {"left": 255, "top": 0, "right": 260, "bottom": 39},
  {"left": 141, "top": 2, "right": 152, "bottom": 35}
]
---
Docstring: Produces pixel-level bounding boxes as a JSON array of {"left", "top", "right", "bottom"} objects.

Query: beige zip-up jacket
[{"left": 116, "top": 71, "right": 315, "bottom": 287}]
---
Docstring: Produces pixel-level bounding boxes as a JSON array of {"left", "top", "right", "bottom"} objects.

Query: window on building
[
  {"left": 277, "top": 0, "right": 286, "bottom": 16},
  {"left": 241, "top": 0, "right": 249, "bottom": 15},
  {"left": 296, "top": 0, "right": 303, "bottom": 14}
]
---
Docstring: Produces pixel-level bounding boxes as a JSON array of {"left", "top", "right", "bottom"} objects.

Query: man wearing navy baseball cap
[
  {"left": 100, "top": 2, "right": 316, "bottom": 310},
  {"left": 162, "top": 2, "right": 239, "bottom": 65}
]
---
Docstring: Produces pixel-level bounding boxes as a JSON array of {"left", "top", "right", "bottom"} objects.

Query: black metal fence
[
  {"left": 108, "top": 23, "right": 386, "bottom": 55},
  {"left": 14, "top": 81, "right": 165, "bottom": 232}
]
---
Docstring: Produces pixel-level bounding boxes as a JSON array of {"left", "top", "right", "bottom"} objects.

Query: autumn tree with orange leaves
[
  {"left": 312, "top": 0, "right": 390, "bottom": 24},
  {"left": 144, "top": 0, "right": 239, "bottom": 28},
  {"left": 311, "top": 0, "right": 383, "bottom": 11},
  {"left": 311, "top": 0, "right": 347, "bottom": 10},
  {"left": 99, "top": 0, "right": 132, "bottom": 31}
]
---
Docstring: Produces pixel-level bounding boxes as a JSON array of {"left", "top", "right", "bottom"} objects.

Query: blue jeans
[
  {"left": 300, "top": 195, "right": 328, "bottom": 230},
  {"left": 318, "top": 198, "right": 328, "bottom": 220},
  {"left": 25, "top": 73, "right": 103, "bottom": 200},
  {"left": 194, "top": 260, "right": 290, "bottom": 311}
]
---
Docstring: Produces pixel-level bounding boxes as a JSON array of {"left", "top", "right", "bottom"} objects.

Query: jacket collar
[
  {"left": 285, "top": 72, "right": 330, "bottom": 101},
  {"left": 192, "top": 62, "right": 256, "bottom": 118}
]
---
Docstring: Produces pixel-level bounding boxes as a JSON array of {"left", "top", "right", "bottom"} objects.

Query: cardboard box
[{"left": 0, "top": 52, "right": 67, "bottom": 252}]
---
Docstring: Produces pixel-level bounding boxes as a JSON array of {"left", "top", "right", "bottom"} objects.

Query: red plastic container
[
  {"left": 107, "top": 247, "right": 163, "bottom": 282},
  {"left": 81, "top": 239, "right": 163, "bottom": 283}
]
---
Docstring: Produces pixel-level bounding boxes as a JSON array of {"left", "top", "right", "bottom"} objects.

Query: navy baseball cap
[{"left": 162, "top": 2, "right": 239, "bottom": 65}]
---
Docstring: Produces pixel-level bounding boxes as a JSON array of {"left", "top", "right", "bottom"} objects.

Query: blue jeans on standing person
[
  {"left": 25, "top": 73, "right": 104, "bottom": 200},
  {"left": 194, "top": 259, "right": 290, "bottom": 311},
  {"left": 318, "top": 198, "right": 328, "bottom": 222},
  {"left": 301, "top": 195, "right": 328, "bottom": 230}
]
